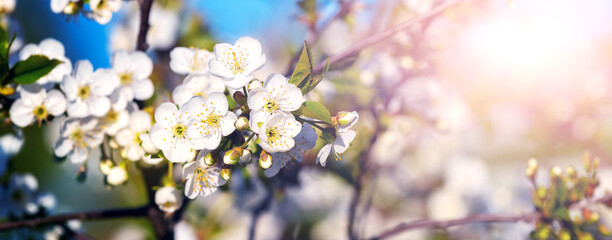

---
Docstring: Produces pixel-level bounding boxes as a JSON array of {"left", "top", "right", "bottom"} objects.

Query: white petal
[
  {"left": 44, "top": 90, "right": 67, "bottom": 116},
  {"left": 182, "top": 163, "right": 200, "bottom": 199},
  {"left": 51, "top": 0, "right": 70, "bottom": 13},
  {"left": 219, "top": 112, "right": 237, "bottom": 136},
  {"left": 207, "top": 92, "right": 228, "bottom": 115},
  {"left": 124, "top": 144, "right": 144, "bottom": 161},
  {"left": 19, "top": 44, "right": 40, "bottom": 60},
  {"left": 53, "top": 137, "right": 73, "bottom": 157},
  {"left": 316, "top": 144, "right": 333, "bottom": 167},
  {"left": 246, "top": 88, "right": 268, "bottom": 110},
  {"left": 67, "top": 101, "right": 88, "bottom": 118},
  {"left": 61, "top": 76, "right": 78, "bottom": 101},
  {"left": 169, "top": 47, "right": 193, "bottom": 74},
  {"left": 208, "top": 59, "right": 234, "bottom": 79},
  {"left": 172, "top": 83, "right": 192, "bottom": 107},
  {"left": 139, "top": 133, "right": 159, "bottom": 154},
  {"left": 68, "top": 147, "right": 88, "bottom": 164},
  {"left": 86, "top": 96, "right": 111, "bottom": 117},
  {"left": 130, "top": 111, "right": 152, "bottom": 132},
  {"left": 164, "top": 140, "right": 193, "bottom": 163},
  {"left": 249, "top": 109, "right": 267, "bottom": 133},
  {"left": 154, "top": 102, "right": 179, "bottom": 125},
  {"left": 129, "top": 51, "right": 153, "bottom": 80},
  {"left": 333, "top": 130, "right": 356, "bottom": 154},
  {"left": 131, "top": 79, "right": 154, "bottom": 100},
  {"left": 39, "top": 39, "right": 65, "bottom": 58},
  {"left": 91, "top": 69, "right": 119, "bottom": 95},
  {"left": 149, "top": 124, "right": 173, "bottom": 150},
  {"left": 9, "top": 100, "right": 35, "bottom": 127},
  {"left": 74, "top": 60, "right": 94, "bottom": 80},
  {"left": 224, "top": 72, "right": 252, "bottom": 89},
  {"left": 115, "top": 128, "right": 133, "bottom": 147}
]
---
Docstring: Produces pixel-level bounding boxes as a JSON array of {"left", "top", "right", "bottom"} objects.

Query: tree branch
[
  {"left": 312, "top": 0, "right": 466, "bottom": 74},
  {"left": 0, "top": 205, "right": 149, "bottom": 231},
  {"left": 368, "top": 212, "right": 539, "bottom": 240},
  {"left": 136, "top": 0, "right": 154, "bottom": 51}
]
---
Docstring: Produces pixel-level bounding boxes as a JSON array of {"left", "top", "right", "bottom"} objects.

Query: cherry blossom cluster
[
  {"left": 4, "top": 36, "right": 358, "bottom": 214},
  {"left": 51, "top": 0, "right": 121, "bottom": 24}
]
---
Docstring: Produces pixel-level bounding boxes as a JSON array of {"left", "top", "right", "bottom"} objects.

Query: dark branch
[
  {"left": 0, "top": 206, "right": 149, "bottom": 231},
  {"left": 136, "top": 0, "right": 154, "bottom": 51},
  {"left": 312, "top": 0, "right": 466, "bottom": 73},
  {"left": 368, "top": 213, "right": 539, "bottom": 240}
]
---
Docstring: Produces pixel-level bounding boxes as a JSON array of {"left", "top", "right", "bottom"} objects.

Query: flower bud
[
  {"left": 259, "top": 151, "right": 273, "bottom": 169},
  {"left": 63, "top": 2, "right": 82, "bottom": 14},
  {"left": 550, "top": 166, "right": 562, "bottom": 177},
  {"left": 107, "top": 166, "right": 128, "bottom": 186},
  {"left": 99, "top": 159, "right": 114, "bottom": 175},
  {"left": 525, "top": 158, "right": 538, "bottom": 180},
  {"left": 204, "top": 152, "right": 216, "bottom": 166},
  {"left": 566, "top": 166, "right": 577, "bottom": 179},
  {"left": 224, "top": 147, "right": 243, "bottom": 165},
  {"left": 248, "top": 80, "right": 263, "bottom": 91},
  {"left": 235, "top": 116, "right": 250, "bottom": 131},
  {"left": 233, "top": 91, "right": 247, "bottom": 106},
  {"left": 76, "top": 164, "right": 87, "bottom": 182},
  {"left": 334, "top": 111, "right": 359, "bottom": 129},
  {"left": 0, "top": 85, "right": 15, "bottom": 96},
  {"left": 239, "top": 149, "right": 252, "bottom": 167},
  {"left": 220, "top": 168, "right": 232, "bottom": 181}
]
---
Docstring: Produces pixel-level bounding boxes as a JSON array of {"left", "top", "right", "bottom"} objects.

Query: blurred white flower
[
  {"left": 10, "top": 84, "right": 66, "bottom": 127},
  {"left": 0, "top": 133, "right": 24, "bottom": 176},
  {"left": 174, "top": 221, "right": 197, "bottom": 240},
  {"left": 254, "top": 113, "right": 301, "bottom": 153},
  {"left": 99, "top": 108, "right": 129, "bottom": 136},
  {"left": 54, "top": 117, "right": 104, "bottom": 164},
  {"left": 149, "top": 102, "right": 199, "bottom": 163},
  {"left": 316, "top": 112, "right": 359, "bottom": 167},
  {"left": 170, "top": 47, "right": 215, "bottom": 75},
  {"left": 0, "top": 0, "right": 15, "bottom": 13},
  {"left": 358, "top": 52, "right": 401, "bottom": 86},
  {"left": 1, "top": 173, "right": 39, "bottom": 218},
  {"left": 248, "top": 73, "right": 303, "bottom": 126},
  {"left": 110, "top": 225, "right": 148, "bottom": 240},
  {"left": 184, "top": 93, "right": 237, "bottom": 150},
  {"left": 266, "top": 123, "right": 316, "bottom": 177},
  {"left": 427, "top": 187, "right": 468, "bottom": 220},
  {"left": 116, "top": 111, "right": 152, "bottom": 161},
  {"left": 109, "top": 50, "right": 154, "bottom": 110},
  {"left": 89, "top": 0, "right": 121, "bottom": 24},
  {"left": 182, "top": 152, "right": 226, "bottom": 199},
  {"left": 146, "top": 5, "right": 179, "bottom": 50},
  {"left": 172, "top": 74, "right": 225, "bottom": 106},
  {"left": 19, "top": 38, "right": 72, "bottom": 86},
  {"left": 50, "top": 0, "right": 78, "bottom": 14},
  {"left": 209, "top": 36, "right": 266, "bottom": 89},
  {"left": 36, "top": 191, "right": 56, "bottom": 213},
  {"left": 155, "top": 186, "right": 182, "bottom": 214},
  {"left": 139, "top": 132, "right": 163, "bottom": 165},
  {"left": 107, "top": 166, "right": 128, "bottom": 186},
  {"left": 61, "top": 60, "right": 118, "bottom": 117}
]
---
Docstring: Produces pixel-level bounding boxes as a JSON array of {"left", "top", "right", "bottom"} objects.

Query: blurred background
[{"left": 3, "top": 0, "right": 612, "bottom": 239}]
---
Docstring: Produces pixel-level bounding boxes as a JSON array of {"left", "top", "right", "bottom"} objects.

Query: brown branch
[
  {"left": 368, "top": 213, "right": 539, "bottom": 240},
  {"left": 312, "top": 0, "right": 466, "bottom": 74},
  {"left": 136, "top": 0, "right": 154, "bottom": 51},
  {"left": 0, "top": 205, "right": 149, "bottom": 231}
]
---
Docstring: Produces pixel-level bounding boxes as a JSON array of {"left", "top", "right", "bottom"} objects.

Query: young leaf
[
  {"left": 293, "top": 101, "right": 333, "bottom": 124},
  {"left": 10, "top": 55, "right": 62, "bottom": 84},
  {"left": 300, "top": 58, "right": 330, "bottom": 94},
  {"left": 289, "top": 41, "right": 314, "bottom": 90}
]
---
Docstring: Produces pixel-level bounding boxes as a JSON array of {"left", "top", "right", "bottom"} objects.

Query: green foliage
[
  {"left": 528, "top": 154, "right": 610, "bottom": 240},
  {"left": 10, "top": 55, "right": 63, "bottom": 84},
  {"left": 292, "top": 101, "right": 333, "bottom": 124},
  {"left": 289, "top": 41, "right": 330, "bottom": 95}
]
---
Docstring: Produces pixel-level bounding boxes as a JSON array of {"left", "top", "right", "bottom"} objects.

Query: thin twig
[
  {"left": 368, "top": 213, "right": 540, "bottom": 240},
  {"left": 312, "top": 0, "right": 466, "bottom": 74},
  {"left": 136, "top": 0, "right": 154, "bottom": 51},
  {"left": 0, "top": 206, "right": 149, "bottom": 231}
]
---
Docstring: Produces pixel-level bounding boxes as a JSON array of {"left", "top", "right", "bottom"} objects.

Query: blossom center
[
  {"left": 230, "top": 52, "right": 245, "bottom": 74},
  {"left": 265, "top": 100, "right": 279, "bottom": 113},
  {"left": 32, "top": 105, "right": 48, "bottom": 121},
  {"left": 203, "top": 113, "right": 220, "bottom": 128},
  {"left": 78, "top": 86, "right": 91, "bottom": 100},
  {"left": 119, "top": 73, "right": 132, "bottom": 85},
  {"left": 194, "top": 91, "right": 207, "bottom": 98},
  {"left": 266, "top": 127, "right": 281, "bottom": 144},
  {"left": 195, "top": 167, "right": 211, "bottom": 188},
  {"left": 172, "top": 124, "right": 187, "bottom": 138},
  {"left": 70, "top": 128, "right": 87, "bottom": 148}
]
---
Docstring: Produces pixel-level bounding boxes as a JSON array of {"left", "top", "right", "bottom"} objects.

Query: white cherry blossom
[
  {"left": 20, "top": 38, "right": 72, "bottom": 86},
  {"left": 315, "top": 113, "right": 358, "bottom": 167},
  {"left": 172, "top": 74, "right": 225, "bottom": 106},
  {"left": 209, "top": 36, "right": 266, "bottom": 89},
  {"left": 116, "top": 110, "right": 152, "bottom": 161},
  {"left": 248, "top": 73, "right": 303, "bottom": 127},
  {"left": 266, "top": 123, "right": 316, "bottom": 177},
  {"left": 149, "top": 102, "right": 203, "bottom": 163},
  {"left": 54, "top": 117, "right": 104, "bottom": 164},
  {"left": 109, "top": 50, "right": 154, "bottom": 110},
  {"left": 10, "top": 84, "right": 66, "bottom": 127},
  {"left": 107, "top": 166, "right": 128, "bottom": 186},
  {"left": 1, "top": 173, "right": 39, "bottom": 218},
  {"left": 0, "top": 0, "right": 15, "bottom": 13},
  {"left": 99, "top": 108, "right": 129, "bottom": 136},
  {"left": 61, "top": 60, "right": 118, "bottom": 117},
  {"left": 139, "top": 133, "right": 163, "bottom": 165},
  {"left": 50, "top": 0, "right": 78, "bottom": 14},
  {"left": 89, "top": 0, "right": 121, "bottom": 24},
  {"left": 182, "top": 150, "right": 227, "bottom": 199},
  {"left": 184, "top": 93, "right": 237, "bottom": 150},
  {"left": 155, "top": 186, "right": 182, "bottom": 214},
  {"left": 255, "top": 113, "right": 302, "bottom": 153},
  {"left": 170, "top": 47, "right": 214, "bottom": 75},
  {"left": 0, "top": 134, "right": 24, "bottom": 177}
]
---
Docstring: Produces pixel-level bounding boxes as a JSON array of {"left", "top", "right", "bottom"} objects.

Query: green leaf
[
  {"left": 10, "top": 55, "right": 63, "bottom": 84},
  {"left": 300, "top": 58, "right": 330, "bottom": 94},
  {"left": 293, "top": 101, "right": 333, "bottom": 124},
  {"left": 552, "top": 207, "right": 570, "bottom": 221},
  {"left": 289, "top": 41, "right": 314, "bottom": 90}
]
